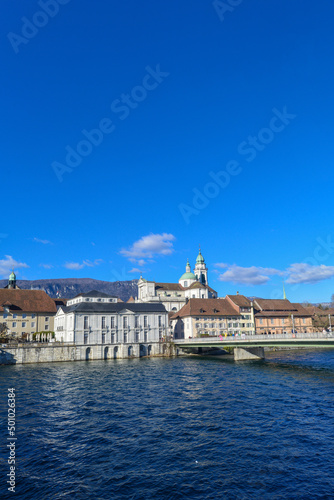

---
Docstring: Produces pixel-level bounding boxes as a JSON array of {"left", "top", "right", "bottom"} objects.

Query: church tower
[
  {"left": 194, "top": 247, "right": 208, "bottom": 285},
  {"left": 179, "top": 259, "right": 197, "bottom": 288},
  {"left": 8, "top": 270, "right": 17, "bottom": 289}
]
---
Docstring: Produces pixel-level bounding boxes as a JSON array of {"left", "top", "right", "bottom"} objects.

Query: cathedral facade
[{"left": 137, "top": 248, "right": 217, "bottom": 312}]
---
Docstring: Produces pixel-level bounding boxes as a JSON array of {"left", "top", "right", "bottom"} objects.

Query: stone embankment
[{"left": 0, "top": 342, "right": 176, "bottom": 365}]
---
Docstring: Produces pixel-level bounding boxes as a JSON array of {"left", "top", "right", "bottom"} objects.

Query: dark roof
[
  {"left": 60, "top": 302, "right": 167, "bottom": 314},
  {"left": 53, "top": 298, "right": 68, "bottom": 307},
  {"left": 155, "top": 283, "right": 184, "bottom": 291},
  {"left": 74, "top": 290, "right": 117, "bottom": 299},
  {"left": 171, "top": 298, "right": 240, "bottom": 319},
  {"left": 255, "top": 311, "right": 311, "bottom": 318},
  {"left": 0, "top": 289, "right": 57, "bottom": 313}
]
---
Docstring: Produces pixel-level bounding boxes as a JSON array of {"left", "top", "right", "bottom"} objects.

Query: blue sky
[{"left": 1, "top": 0, "right": 334, "bottom": 302}]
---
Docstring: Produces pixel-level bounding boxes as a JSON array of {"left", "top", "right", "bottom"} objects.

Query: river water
[{"left": 1, "top": 350, "right": 334, "bottom": 499}]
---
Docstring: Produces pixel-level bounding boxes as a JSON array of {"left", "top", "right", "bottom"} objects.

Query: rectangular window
[
  {"left": 158, "top": 316, "right": 162, "bottom": 327},
  {"left": 303, "top": 318, "right": 306, "bottom": 324},
  {"left": 102, "top": 333, "right": 106, "bottom": 344},
  {"left": 22, "top": 322, "right": 26, "bottom": 328},
  {"left": 135, "top": 332, "right": 139, "bottom": 342},
  {"left": 31, "top": 322, "right": 35, "bottom": 328},
  {"left": 111, "top": 316, "right": 115, "bottom": 328},
  {"left": 111, "top": 332, "right": 115, "bottom": 343},
  {"left": 144, "top": 316, "right": 148, "bottom": 327},
  {"left": 22, "top": 313, "right": 26, "bottom": 319},
  {"left": 270, "top": 319, "right": 274, "bottom": 325},
  {"left": 84, "top": 333, "right": 88, "bottom": 345},
  {"left": 102, "top": 316, "right": 106, "bottom": 329},
  {"left": 12, "top": 322, "right": 17, "bottom": 328},
  {"left": 45, "top": 325, "right": 49, "bottom": 331},
  {"left": 144, "top": 331, "right": 148, "bottom": 342},
  {"left": 281, "top": 318, "right": 285, "bottom": 325},
  {"left": 124, "top": 332, "right": 128, "bottom": 343},
  {"left": 32, "top": 314, "right": 36, "bottom": 319},
  {"left": 84, "top": 316, "right": 89, "bottom": 329},
  {"left": 45, "top": 317, "right": 49, "bottom": 322},
  {"left": 123, "top": 316, "right": 128, "bottom": 328},
  {"left": 13, "top": 314, "right": 17, "bottom": 319},
  {"left": 135, "top": 316, "right": 139, "bottom": 328}
]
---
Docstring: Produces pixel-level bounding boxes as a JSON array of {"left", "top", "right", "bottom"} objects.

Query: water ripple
[{"left": 1, "top": 350, "right": 334, "bottom": 499}]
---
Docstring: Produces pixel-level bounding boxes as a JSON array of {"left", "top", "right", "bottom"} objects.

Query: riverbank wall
[{"left": 0, "top": 342, "right": 176, "bottom": 365}]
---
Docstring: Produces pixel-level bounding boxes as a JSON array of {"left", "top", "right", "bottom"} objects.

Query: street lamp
[{"left": 328, "top": 314, "right": 332, "bottom": 332}]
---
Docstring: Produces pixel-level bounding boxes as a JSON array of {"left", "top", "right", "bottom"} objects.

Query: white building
[
  {"left": 54, "top": 291, "right": 169, "bottom": 349},
  {"left": 137, "top": 248, "right": 217, "bottom": 313}
]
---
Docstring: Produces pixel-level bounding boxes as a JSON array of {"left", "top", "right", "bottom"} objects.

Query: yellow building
[{"left": 0, "top": 285, "right": 57, "bottom": 339}]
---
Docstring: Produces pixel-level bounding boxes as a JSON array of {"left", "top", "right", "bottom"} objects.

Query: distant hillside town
[{"left": 1, "top": 248, "right": 334, "bottom": 347}]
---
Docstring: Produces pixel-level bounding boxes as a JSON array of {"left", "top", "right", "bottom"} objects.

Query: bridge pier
[{"left": 234, "top": 347, "right": 265, "bottom": 361}]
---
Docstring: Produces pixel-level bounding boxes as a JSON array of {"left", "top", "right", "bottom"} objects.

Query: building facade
[
  {"left": 253, "top": 299, "right": 313, "bottom": 334},
  {"left": 225, "top": 294, "right": 256, "bottom": 335},
  {"left": 54, "top": 290, "right": 169, "bottom": 346},
  {"left": 170, "top": 298, "right": 243, "bottom": 339},
  {"left": 0, "top": 288, "right": 57, "bottom": 338}
]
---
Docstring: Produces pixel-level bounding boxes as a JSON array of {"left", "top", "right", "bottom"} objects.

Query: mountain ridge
[{"left": 0, "top": 278, "right": 139, "bottom": 302}]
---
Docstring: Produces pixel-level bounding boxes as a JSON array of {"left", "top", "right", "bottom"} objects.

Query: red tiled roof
[
  {"left": 226, "top": 294, "right": 251, "bottom": 307},
  {"left": 304, "top": 306, "right": 334, "bottom": 316},
  {"left": 254, "top": 299, "right": 297, "bottom": 312},
  {"left": 0, "top": 289, "right": 57, "bottom": 313},
  {"left": 171, "top": 298, "right": 240, "bottom": 320}
]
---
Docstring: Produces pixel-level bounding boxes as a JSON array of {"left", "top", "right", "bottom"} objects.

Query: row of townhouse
[{"left": 171, "top": 295, "right": 314, "bottom": 338}]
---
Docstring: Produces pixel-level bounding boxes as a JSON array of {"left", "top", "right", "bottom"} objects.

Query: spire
[
  {"left": 186, "top": 258, "right": 191, "bottom": 273},
  {"left": 196, "top": 246, "right": 204, "bottom": 264},
  {"left": 8, "top": 268, "right": 17, "bottom": 289},
  {"left": 283, "top": 280, "right": 287, "bottom": 300}
]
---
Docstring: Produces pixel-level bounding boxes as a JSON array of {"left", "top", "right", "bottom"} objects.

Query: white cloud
[
  {"left": 40, "top": 264, "right": 53, "bottom": 269},
  {"left": 286, "top": 263, "right": 334, "bottom": 284},
  {"left": 34, "top": 237, "right": 53, "bottom": 245},
  {"left": 0, "top": 255, "right": 29, "bottom": 278},
  {"left": 64, "top": 259, "right": 103, "bottom": 270},
  {"left": 120, "top": 233, "right": 175, "bottom": 265},
  {"left": 129, "top": 268, "right": 142, "bottom": 274},
  {"left": 214, "top": 263, "right": 229, "bottom": 269},
  {"left": 216, "top": 264, "right": 282, "bottom": 286}
]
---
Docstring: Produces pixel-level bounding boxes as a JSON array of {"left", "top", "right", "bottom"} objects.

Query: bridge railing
[{"left": 176, "top": 331, "right": 334, "bottom": 343}]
